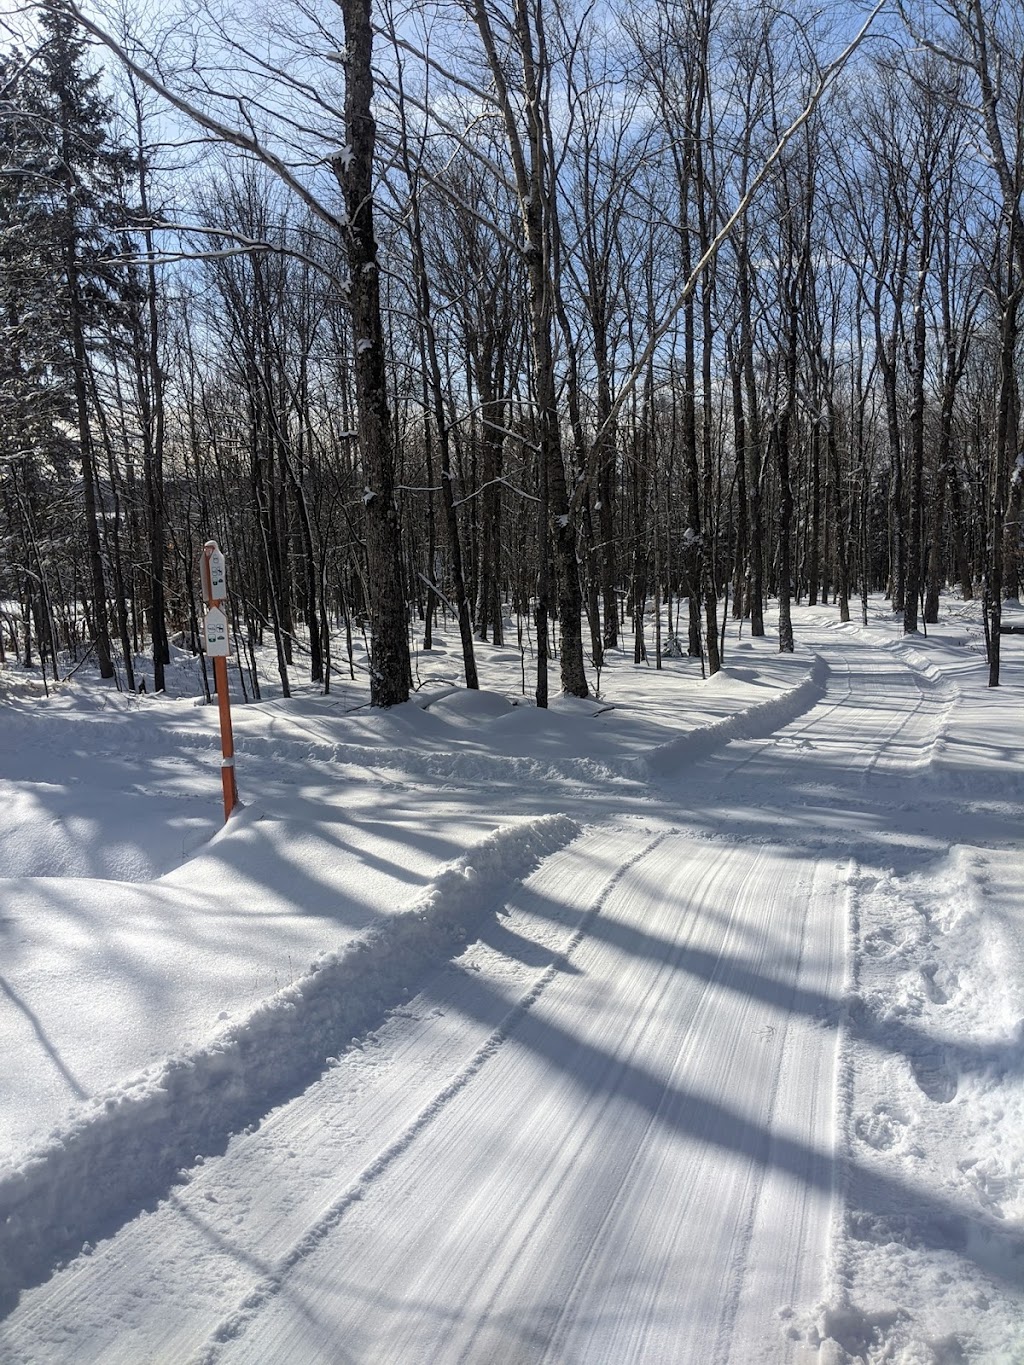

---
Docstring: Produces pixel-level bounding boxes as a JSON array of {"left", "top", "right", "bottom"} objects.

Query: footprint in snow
[
  {"left": 960, "top": 1156, "right": 1023, "bottom": 1223},
  {"left": 920, "top": 962, "right": 959, "bottom": 1005},
  {"left": 863, "top": 927, "right": 911, "bottom": 958},
  {"left": 854, "top": 1103, "right": 913, "bottom": 1151},
  {"left": 909, "top": 1045, "right": 958, "bottom": 1103}
]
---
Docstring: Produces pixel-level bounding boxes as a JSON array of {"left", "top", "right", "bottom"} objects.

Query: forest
[{"left": 1, "top": 0, "right": 1022, "bottom": 706}]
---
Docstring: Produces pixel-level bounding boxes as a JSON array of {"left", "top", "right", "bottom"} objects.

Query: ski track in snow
[
  {"left": 193, "top": 830, "right": 676, "bottom": 1364},
  {"left": 0, "top": 814, "right": 581, "bottom": 1312},
  {"left": 1, "top": 610, "right": 1023, "bottom": 1363}
]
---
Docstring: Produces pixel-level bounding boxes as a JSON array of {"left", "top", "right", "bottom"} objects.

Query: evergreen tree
[{"left": 0, "top": 3, "right": 134, "bottom": 678}]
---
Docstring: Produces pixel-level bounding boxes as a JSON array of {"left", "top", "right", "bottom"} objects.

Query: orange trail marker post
[{"left": 200, "top": 540, "right": 239, "bottom": 822}]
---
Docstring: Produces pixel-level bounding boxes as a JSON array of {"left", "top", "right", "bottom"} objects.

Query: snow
[{"left": 0, "top": 599, "right": 1022, "bottom": 1363}]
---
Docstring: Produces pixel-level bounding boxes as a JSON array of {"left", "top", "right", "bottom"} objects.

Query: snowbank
[{"left": 0, "top": 814, "right": 579, "bottom": 1310}]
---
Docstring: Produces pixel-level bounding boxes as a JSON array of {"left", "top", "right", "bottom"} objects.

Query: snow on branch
[
  {"left": 452, "top": 475, "right": 541, "bottom": 508},
  {"left": 101, "top": 221, "right": 351, "bottom": 287}
]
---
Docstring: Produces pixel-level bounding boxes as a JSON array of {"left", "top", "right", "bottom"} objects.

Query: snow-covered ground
[{"left": 0, "top": 599, "right": 1021, "bottom": 1363}]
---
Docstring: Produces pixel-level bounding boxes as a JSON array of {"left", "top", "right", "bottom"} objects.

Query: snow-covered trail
[
  {"left": 3, "top": 619, "right": 1021, "bottom": 1363},
  {"left": 202, "top": 838, "right": 844, "bottom": 1365},
  {"left": 1, "top": 830, "right": 846, "bottom": 1365}
]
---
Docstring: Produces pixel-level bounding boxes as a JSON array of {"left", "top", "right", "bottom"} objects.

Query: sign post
[{"left": 201, "top": 540, "right": 239, "bottom": 822}]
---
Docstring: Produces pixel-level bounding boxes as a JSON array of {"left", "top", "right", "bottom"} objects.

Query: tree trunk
[
  {"left": 67, "top": 251, "right": 114, "bottom": 678},
  {"left": 334, "top": 0, "right": 412, "bottom": 706}
]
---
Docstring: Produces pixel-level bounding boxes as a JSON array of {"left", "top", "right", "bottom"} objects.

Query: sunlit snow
[{"left": 0, "top": 598, "right": 1021, "bottom": 1363}]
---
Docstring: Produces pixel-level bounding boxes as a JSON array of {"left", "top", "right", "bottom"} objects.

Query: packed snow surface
[{"left": 0, "top": 599, "right": 1022, "bottom": 1363}]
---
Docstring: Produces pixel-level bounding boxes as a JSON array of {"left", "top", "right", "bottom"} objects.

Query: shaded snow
[{"left": 0, "top": 600, "right": 1021, "bottom": 1363}]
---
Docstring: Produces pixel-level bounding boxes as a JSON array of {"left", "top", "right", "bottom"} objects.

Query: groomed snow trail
[
  {"left": 1, "top": 832, "right": 847, "bottom": 1365},
  {"left": 206, "top": 840, "right": 845, "bottom": 1365},
  {"left": 3, "top": 625, "right": 999, "bottom": 1364}
]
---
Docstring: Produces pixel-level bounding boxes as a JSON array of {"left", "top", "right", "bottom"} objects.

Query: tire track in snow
[
  {"left": 191, "top": 829, "right": 673, "bottom": 1364},
  {"left": 519, "top": 844, "right": 842, "bottom": 1365},
  {"left": 709, "top": 852, "right": 819, "bottom": 1365},
  {"left": 725, "top": 856, "right": 852, "bottom": 1363},
  {"left": 457, "top": 836, "right": 722, "bottom": 1363},
  {"left": 663, "top": 642, "right": 960, "bottom": 875}
]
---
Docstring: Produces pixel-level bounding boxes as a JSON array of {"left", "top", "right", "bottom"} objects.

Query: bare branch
[
  {"left": 570, "top": 0, "right": 892, "bottom": 514},
  {"left": 373, "top": 24, "right": 502, "bottom": 114},
  {"left": 55, "top": 0, "right": 348, "bottom": 237}
]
